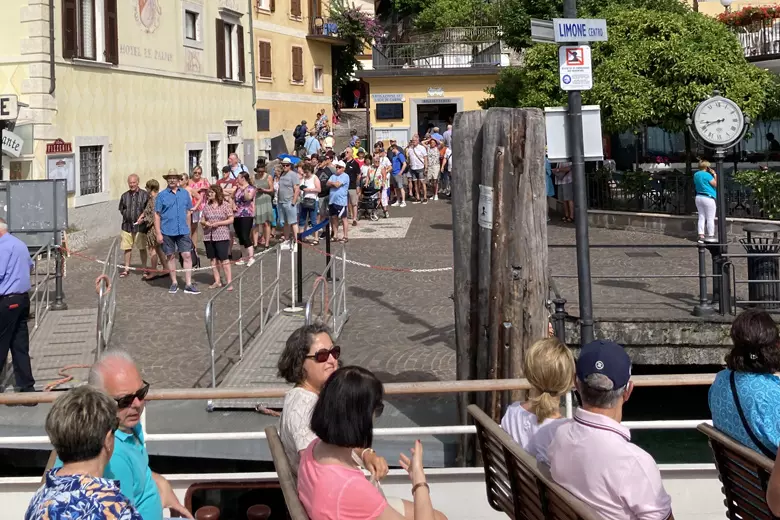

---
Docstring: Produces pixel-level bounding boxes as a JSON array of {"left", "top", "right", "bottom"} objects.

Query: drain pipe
[
  {"left": 49, "top": 0, "right": 56, "bottom": 94},
  {"left": 247, "top": 0, "right": 256, "bottom": 109}
]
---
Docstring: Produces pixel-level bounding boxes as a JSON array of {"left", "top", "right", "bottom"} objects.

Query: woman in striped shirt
[{"left": 201, "top": 184, "right": 234, "bottom": 290}]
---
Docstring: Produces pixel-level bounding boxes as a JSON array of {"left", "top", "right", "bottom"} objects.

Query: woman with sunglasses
[
  {"left": 233, "top": 171, "right": 256, "bottom": 266},
  {"left": 298, "top": 366, "right": 446, "bottom": 520}
]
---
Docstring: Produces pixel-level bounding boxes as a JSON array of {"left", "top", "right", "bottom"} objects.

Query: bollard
[
  {"left": 296, "top": 231, "right": 303, "bottom": 305},
  {"left": 325, "top": 217, "right": 332, "bottom": 281},
  {"left": 693, "top": 243, "right": 714, "bottom": 316},
  {"left": 552, "top": 298, "right": 567, "bottom": 343},
  {"left": 51, "top": 245, "right": 68, "bottom": 311}
]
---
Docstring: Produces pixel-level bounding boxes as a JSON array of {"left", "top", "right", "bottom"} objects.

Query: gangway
[{"left": 205, "top": 239, "right": 348, "bottom": 411}]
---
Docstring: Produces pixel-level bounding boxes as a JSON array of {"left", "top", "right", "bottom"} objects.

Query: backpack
[{"left": 294, "top": 125, "right": 304, "bottom": 139}]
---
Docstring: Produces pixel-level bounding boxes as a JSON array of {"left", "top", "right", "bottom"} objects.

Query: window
[
  {"left": 291, "top": 47, "right": 304, "bottom": 84},
  {"left": 228, "top": 143, "right": 239, "bottom": 155},
  {"left": 79, "top": 145, "right": 103, "bottom": 195},
  {"left": 185, "top": 11, "right": 197, "bottom": 40},
  {"left": 216, "top": 19, "right": 245, "bottom": 81},
  {"left": 182, "top": 3, "right": 204, "bottom": 49},
  {"left": 227, "top": 125, "right": 239, "bottom": 137},
  {"left": 188, "top": 149, "right": 202, "bottom": 171},
  {"left": 210, "top": 140, "right": 221, "bottom": 178},
  {"left": 63, "top": 0, "right": 119, "bottom": 64},
  {"left": 256, "top": 0, "right": 274, "bottom": 11},
  {"left": 313, "top": 66, "right": 324, "bottom": 92},
  {"left": 257, "top": 109, "right": 270, "bottom": 132},
  {"left": 258, "top": 41, "right": 272, "bottom": 79},
  {"left": 291, "top": 0, "right": 302, "bottom": 18}
]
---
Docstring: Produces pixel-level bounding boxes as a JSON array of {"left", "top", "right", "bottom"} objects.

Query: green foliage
[
  {"left": 414, "top": 0, "right": 499, "bottom": 31},
  {"left": 732, "top": 170, "right": 780, "bottom": 219},
  {"left": 483, "top": 8, "right": 775, "bottom": 135},
  {"left": 329, "top": 0, "right": 382, "bottom": 91}
]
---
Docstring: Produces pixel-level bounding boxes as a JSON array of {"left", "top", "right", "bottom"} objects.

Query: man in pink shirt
[{"left": 549, "top": 340, "right": 674, "bottom": 520}]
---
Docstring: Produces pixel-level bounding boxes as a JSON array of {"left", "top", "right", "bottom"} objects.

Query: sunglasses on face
[
  {"left": 114, "top": 381, "right": 150, "bottom": 409},
  {"left": 305, "top": 345, "right": 341, "bottom": 363}
]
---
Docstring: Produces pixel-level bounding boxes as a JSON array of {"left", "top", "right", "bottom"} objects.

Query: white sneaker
[
  {"left": 246, "top": 257, "right": 256, "bottom": 267},
  {"left": 391, "top": 201, "right": 400, "bottom": 207},
  {"left": 433, "top": 194, "right": 439, "bottom": 201},
  {"left": 413, "top": 200, "right": 421, "bottom": 204},
  {"left": 400, "top": 202, "right": 407, "bottom": 208},
  {"left": 235, "top": 259, "right": 246, "bottom": 266},
  {"left": 281, "top": 241, "right": 291, "bottom": 250}
]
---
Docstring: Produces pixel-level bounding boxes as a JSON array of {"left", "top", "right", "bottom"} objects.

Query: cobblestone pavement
[{"left": 55, "top": 202, "right": 746, "bottom": 388}]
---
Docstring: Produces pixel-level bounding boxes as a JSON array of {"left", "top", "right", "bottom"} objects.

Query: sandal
[
  {"left": 227, "top": 285, "right": 234, "bottom": 292},
  {"left": 209, "top": 282, "right": 223, "bottom": 289},
  {"left": 119, "top": 271, "right": 129, "bottom": 278}
]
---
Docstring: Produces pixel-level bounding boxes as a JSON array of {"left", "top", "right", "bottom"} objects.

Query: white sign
[
  {"left": 427, "top": 87, "right": 444, "bottom": 97},
  {"left": 372, "top": 93, "right": 404, "bottom": 103},
  {"left": 0, "top": 95, "right": 18, "bottom": 120},
  {"left": 559, "top": 45, "right": 592, "bottom": 91},
  {"left": 530, "top": 19, "right": 555, "bottom": 44},
  {"left": 1, "top": 129, "right": 23, "bottom": 158},
  {"left": 553, "top": 18, "right": 608, "bottom": 42},
  {"left": 478, "top": 185, "right": 494, "bottom": 230},
  {"left": 544, "top": 105, "right": 604, "bottom": 162},
  {"left": 47, "top": 154, "right": 76, "bottom": 193}
]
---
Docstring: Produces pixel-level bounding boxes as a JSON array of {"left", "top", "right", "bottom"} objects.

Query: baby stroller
[{"left": 357, "top": 185, "right": 381, "bottom": 221}]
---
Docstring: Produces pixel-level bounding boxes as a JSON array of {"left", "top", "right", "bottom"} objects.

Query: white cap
[
  {"left": 334, "top": 160, "right": 346, "bottom": 168},
  {"left": 281, "top": 157, "right": 292, "bottom": 164}
]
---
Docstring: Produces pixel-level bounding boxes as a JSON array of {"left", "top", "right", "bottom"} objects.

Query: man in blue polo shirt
[
  {"left": 154, "top": 169, "right": 198, "bottom": 295},
  {"left": 389, "top": 144, "right": 407, "bottom": 208}
]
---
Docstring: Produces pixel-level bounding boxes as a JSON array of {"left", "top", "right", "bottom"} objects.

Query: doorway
[{"left": 410, "top": 98, "right": 463, "bottom": 140}]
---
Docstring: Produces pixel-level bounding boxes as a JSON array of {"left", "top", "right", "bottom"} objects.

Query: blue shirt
[
  {"left": 545, "top": 157, "right": 555, "bottom": 197},
  {"left": 155, "top": 186, "right": 192, "bottom": 237},
  {"left": 431, "top": 132, "right": 444, "bottom": 142},
  {"left": 26, "top": 468, "right": 143, "bottom": 520},
  {"left": 328, "top": 173, "right": 350, "bottom": 206},
  {"left": 230, "top": 163, "right": 249, "bottom": 179},
  {"left": 709, "top": 369, "right": 780, "bottom": 456},
  {"left": 693, "top": 170, "right": 716, "bottom": 198},
  {"left": 304, "top": 136, "right": 321, "bottom": 156},
  {"left": 391, "top": 152, "right": 406, "bottom": 175},
  {"left": 0, "top": 232, "right": 32, "bottom": 295}
]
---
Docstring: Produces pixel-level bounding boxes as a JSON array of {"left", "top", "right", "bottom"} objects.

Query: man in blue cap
[{"left": 548, "top": 340, "right": 674, "bottom": 520}]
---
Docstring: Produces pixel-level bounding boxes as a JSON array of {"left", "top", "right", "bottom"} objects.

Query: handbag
[
  {"left": 730, "top": 370, "right": 776, "bottom": 459},
  {"left": 301, "top": 197, "right": 316, "bottom": 210},
  {"left": 138, "top": 221, "right": 149, "bottom": 234}
]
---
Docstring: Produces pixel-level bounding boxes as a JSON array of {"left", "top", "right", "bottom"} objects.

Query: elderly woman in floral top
[
  {"left": 233, "top": 171, "right": 257, "bottom": 267},
  {"left": 202, "top": 184, "right": 234, "bottom": 290}
]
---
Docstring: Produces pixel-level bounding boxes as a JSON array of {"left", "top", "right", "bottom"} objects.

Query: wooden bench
[
  {"left": 698, "top": 423, "right": 778, "bottom": 520},
  {"left": 265, "top": 426, "right": 311, "bottom": 520},
  {"left": 468, "top": 404, "right": 601, "bottom": 520}
]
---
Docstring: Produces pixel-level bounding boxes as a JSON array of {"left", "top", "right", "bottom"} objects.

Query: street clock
[{"left": 691, "top": 94, "right": 746, "bottom": 149}]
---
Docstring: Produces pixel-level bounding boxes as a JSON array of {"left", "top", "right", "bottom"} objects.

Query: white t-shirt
[
  {"left": 279, "top": 387, "right": 318, "bottom": 475},
  {"left": 407, "top": 145, "right": 427, "bottom": 170},
  {"left": 500, "top": 402, "right": 567, "bottom": 466}
]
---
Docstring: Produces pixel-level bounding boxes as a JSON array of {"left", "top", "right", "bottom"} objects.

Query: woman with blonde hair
[
  {"left": 500, "top": 337, "right": 574, "bottom": 465},
  {"left": 693, "top": 159, "right": 718, "bottom": 243}
]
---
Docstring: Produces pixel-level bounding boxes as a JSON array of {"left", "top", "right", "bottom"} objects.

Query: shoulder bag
[{"left": 730, "top": 370, "right": 776, "bottom": 459}]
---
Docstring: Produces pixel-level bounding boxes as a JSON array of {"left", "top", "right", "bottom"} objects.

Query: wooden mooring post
[{"left": 452, "top": 108, "right": 549, "bottom": 463}]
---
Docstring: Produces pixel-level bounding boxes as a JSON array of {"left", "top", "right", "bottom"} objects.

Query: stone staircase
[{"left": 333, "top": 108, "right": 369, "bottom": 152}]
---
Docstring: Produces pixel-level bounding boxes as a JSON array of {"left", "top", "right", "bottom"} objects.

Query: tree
[
  {"left": 483, "top": 7, "right": 775, "bottom": 135},
  {"left": 329, "top": 0, "right": 383, "bottom": 92},
  {"left": 414, "top": 0, "right": 499, "bottom": 31}
]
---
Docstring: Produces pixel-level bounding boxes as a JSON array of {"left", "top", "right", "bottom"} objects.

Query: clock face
[{"left": 693, "top": 96, "right": 745, "bottom": 147}]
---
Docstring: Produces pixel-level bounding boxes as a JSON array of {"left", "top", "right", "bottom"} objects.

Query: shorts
[
  {"left": 233, "top": 216, "right": 254, "bottom": 247},
  {"left": 411, "top": 168, "right": 425, "bottom": 181},
  {"left": 427, "top": 168, "right": 440, "bottom": 181},
  {"left": 329, "top": 204, "right": 346, "bottom": 218},
  {"left": 204, "top": 239, "right": 230, "bottom": 261},
  {"left": 120, "top": 230, "right": 147, "bottom": 251},
  {"left": 391, "top": 174, "right": 404, "bottom": 189},
  {"left": 557, "top": 182, "right": 573, "bottom": 202},
  {"left": 161, "top": 234, "right": 192, "bottom": 256},
  {"left": 278, "top": 201, "right": 298, "bottom": 226},
  {"left": 348, "top": 189, "right": 358, "bottom": 206},
  {"left": 191, "top": 210, "right": 202, "bottom": 223},
  {"left": 318, "top": 197, "right": 329, "bottom": 219}
]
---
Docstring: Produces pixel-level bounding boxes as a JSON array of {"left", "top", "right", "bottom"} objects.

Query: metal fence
[
  {"left": 29, "top": 243, "right": 53, "bottom": 335},
  {"left": 304, "top": 241, "right": 349, "bottom": 337},
  {"left": 585, "top": 170, "right": 765, "bottom": 218},
  {"left": 372, "top": 40, "right": 501, "bottom": 70},
  {"left": 96, "top": 237, "right": 120, "bottom": 358},
  {"left": 734, "top": 20, "right": 780, "bottom": 59}
]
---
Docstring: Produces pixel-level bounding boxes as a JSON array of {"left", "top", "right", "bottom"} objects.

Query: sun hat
[
  {"left": 163, "top": 168, "right": 182, "bottom": 179},
  {"left": 282, "top": 157, "right": 293, "bottom": 164},
  {"left": 334, "top": 160, "right": 346, "bottom": 168}
]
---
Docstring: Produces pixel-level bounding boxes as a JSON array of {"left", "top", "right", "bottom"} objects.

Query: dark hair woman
[
  {"left": 138, "top": 179, "right": 166, "bottom": 281},
  {"left": 297, "top": 366, "right": 447, "bottom": 520},
  {"left": 709, "top": 309, "right": 780, "bottom": 458},
  {"left": 233, "top": 171, "right": 256, "bottom": 266},
  {"left": 201, "top": 184, "right": 234, "bottom": 289}
]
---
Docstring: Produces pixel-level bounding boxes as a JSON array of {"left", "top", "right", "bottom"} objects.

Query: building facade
[
  {"left": 252, "top": 0, "right": 344, "bottom": 153},
  {"left": 1, "top": 0, "right": 255, "bottom": 242}
]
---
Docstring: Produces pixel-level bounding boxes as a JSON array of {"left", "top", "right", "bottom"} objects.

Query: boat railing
[
  {"left": 304, "top": 240, "right": 348, "bottom": 336},
  {"left": 96, "top": 237, "right": 120, "bottom": 358},
  {"left": 0, "top": 374, "right": 716, "bottom": 447},
  {"left": 29, "top": 242, "right": 54, "bottom": 335},
  {"left": 204, "top": 245, "right": 282, "bottom": 388}
]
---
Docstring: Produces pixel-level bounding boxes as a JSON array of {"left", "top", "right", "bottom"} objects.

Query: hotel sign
[{"left": 46, "top": 138, "right": 73, "bottom": 154}]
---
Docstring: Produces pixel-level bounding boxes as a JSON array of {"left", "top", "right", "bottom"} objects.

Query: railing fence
[{"left": 96, "top": 237, "right": 120, "bottom": 358}]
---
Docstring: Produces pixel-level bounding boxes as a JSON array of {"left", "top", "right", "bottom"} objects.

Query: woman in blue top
[
  {"left": 709, "top": 309, "right": 780, "bottom": 457},
  {"left": 693, "top": 159, "right": 718, "bottom": 243}
]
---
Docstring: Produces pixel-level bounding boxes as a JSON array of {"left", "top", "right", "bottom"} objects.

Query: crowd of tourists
[{"left": 16, "top": 307, "right": 780, "bottom": 519}]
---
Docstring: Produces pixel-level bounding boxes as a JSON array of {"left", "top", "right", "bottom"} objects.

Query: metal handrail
[
  {"left": 29, "top": 243, "right": 53, "bottom": 334},
  {"left": 304, "top": 242, "right": 347, "bottom": 334},
  {"left": 96, "top": 237, "right": 120, "bottom": 358},
  {"left": 204, "top": 246, "right": 282, "bottom": 389}
]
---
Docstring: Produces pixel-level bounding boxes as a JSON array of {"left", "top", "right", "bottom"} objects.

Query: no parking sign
[{"left": 559, "top": 45, "right": 592, "bottom": 91}]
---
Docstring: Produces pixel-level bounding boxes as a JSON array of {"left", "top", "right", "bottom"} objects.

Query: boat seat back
[
  {"left": 468, "top": 404, "right": 601, "bottom": 520},
  {"left": 698, "top": 423, "right": 779, "bottom": 520},
  {"left": 265, "top": 426, "right": 311, "bottom": 520}
]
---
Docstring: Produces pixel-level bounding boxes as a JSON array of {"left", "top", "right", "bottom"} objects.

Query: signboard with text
[
  {"left": 553, "top": 18, "right": 608, "bottom": 42},
  {"left": 559, "top": 45, "right": 593, "bottom": 91},
  {"left": 371, "top": 93, "right": 405, "bottom": 103},
  {"left": 0, "top": 95, "right": 18, "bottom": 120},
  {"left": 2, "top": 129, "right": 24, "bottom": 157},
  {"left": 46, "top": 139, "right": 73, "bottom": 154}
]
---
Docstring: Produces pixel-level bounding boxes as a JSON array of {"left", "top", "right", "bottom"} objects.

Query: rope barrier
[{"left": 294, "top": 239, "right": 453, "bottom": 273}]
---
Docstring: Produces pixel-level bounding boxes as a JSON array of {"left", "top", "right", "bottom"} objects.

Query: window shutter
[
  {"left": 270, "top": 0, "right": 276, "bottom": 12},
  {"left": 291, "top": 0, "right": 301, "bottom": 18},
  {"left": 237, "top": 25, "right": 246, "bottom": 82},
  {"left": 104, "top": 0, "right": 119, "bottom": 64},
  {"left": 292, "top": 47, "right": 303, "bottom": 82},
  {"left": 216, "top": 19, "right": 226, "bottom": 79},
  {"left": 63, "top": 0, "right": 78, "bottom": 59},
  {"left": 259, "top": 42, "right": 271, "bottom": 78}
]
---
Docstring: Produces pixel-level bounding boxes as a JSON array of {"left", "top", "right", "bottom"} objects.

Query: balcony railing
[
  {"left": 733, "top": 20, "right": 780, "bottom": 59},
  {"left": 372, "top": 40, "right": 501, "bottom": 70},
  {"left": 308, "top": 17, "right": 347, "bottom": 45}
]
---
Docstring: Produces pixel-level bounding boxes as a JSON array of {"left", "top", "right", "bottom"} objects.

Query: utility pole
[{"left": 563, "top": 0, "right": 595, "bottom": 344}]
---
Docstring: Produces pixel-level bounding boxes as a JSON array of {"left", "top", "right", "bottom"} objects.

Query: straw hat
[{"left": 162, "top": 168, "right": 182, "bottom": 179}]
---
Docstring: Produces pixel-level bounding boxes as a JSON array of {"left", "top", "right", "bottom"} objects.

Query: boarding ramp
[{"left": 205, "top": 236, "right": 348, "bottom": 411}]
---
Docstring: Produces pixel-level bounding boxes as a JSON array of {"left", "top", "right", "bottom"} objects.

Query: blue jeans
[
  {"left": 161, "top": 234, "right": 192, "bottom": 256},
  {"left": 299, "top": 199, "right": 318, "bottom": 227}
]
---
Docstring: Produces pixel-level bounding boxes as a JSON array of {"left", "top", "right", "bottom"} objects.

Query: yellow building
[
  {"left": 1, "top": 0, "right": 255, "bottom": 241},
  {"left": 688, "top": 0, "right": 780, "bottom": 17},
  {"left": 252, "top": 0, "right": 345, "bottom": 152},
  {"left": 357, "top": 27, "right": 507, "bottom": 146}
]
